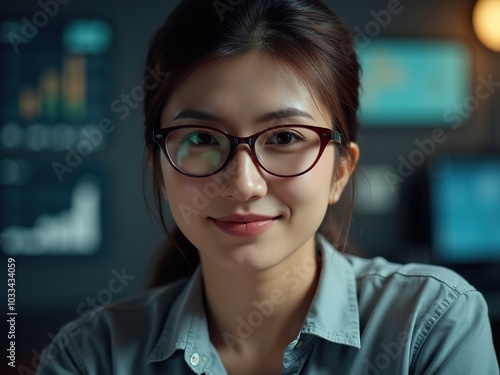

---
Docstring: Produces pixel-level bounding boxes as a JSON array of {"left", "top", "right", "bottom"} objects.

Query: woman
[{"left": 37, "top": 0, "right": 498, "bottom": 374}]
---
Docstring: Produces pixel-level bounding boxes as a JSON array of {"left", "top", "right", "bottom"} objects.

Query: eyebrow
[
  {"left": 257, "top": 108, "right": 315, "bottom": 122},
  {"left": 172, "top": 108, "right": 315, "bottom": 123},
  {"left": 172, "top": 109, "right": 221, "bottom": 122}
]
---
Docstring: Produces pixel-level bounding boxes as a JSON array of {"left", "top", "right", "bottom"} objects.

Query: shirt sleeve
[{"left": 411, "top": 290, "right": 499, "bottom": 374}]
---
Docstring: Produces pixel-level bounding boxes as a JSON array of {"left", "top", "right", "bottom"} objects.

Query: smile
[{"left": 209, "top": 214, "right": 280, "bottom": 237}]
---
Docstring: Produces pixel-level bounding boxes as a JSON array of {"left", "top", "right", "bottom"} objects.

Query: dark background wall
[{"left": 0, "top": 0, "right": 498, "bottom": 372}]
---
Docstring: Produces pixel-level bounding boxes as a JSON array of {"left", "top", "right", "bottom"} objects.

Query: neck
[{"left": 200, "top": 239, "right": 321, "bottom": 356}]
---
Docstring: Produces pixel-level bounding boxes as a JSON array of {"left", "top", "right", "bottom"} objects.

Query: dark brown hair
[{"left": 143, "top": 0, "right": 361, "bottom": 287}]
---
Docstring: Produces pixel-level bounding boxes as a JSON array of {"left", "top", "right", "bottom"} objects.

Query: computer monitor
[
  {"left": 428, "top": 155, "right": 500, "bottom": 264},
  {"left": 357, "top": 39, "right": 471, "bottom": 127}
]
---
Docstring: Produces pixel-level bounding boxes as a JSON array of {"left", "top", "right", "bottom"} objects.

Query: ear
[{"left": 329, "top": 142, "right": 360, "bottom": 204}]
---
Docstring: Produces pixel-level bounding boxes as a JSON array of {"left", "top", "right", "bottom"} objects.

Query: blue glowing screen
[
  {"left": 358, "top": 39, "right": 471, "bottom": 127},
  {"left": 429, "top": 156, "right": 500, "bottom": 263}
]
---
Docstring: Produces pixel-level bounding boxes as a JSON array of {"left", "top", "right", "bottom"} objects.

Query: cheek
[
  {"left": 161, "top": 159, "right": 221, "bottom": 228},
  {"left": 274, "top": 149, "right": 335, "bottom": 213},
  {"left": 161, "top": 157, "right": 199, "bottom": 197},
  {"left": 161, "top": 160, "right": 198, "bottom": 215}
]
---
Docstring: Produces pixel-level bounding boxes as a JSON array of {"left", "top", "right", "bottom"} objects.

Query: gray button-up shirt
[{"left": 36, "top": 236, "right": 499, "bottom": 374}]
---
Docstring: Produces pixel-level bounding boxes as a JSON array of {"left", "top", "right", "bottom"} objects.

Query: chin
[{"left": 203, "top": 243, "right": 288, "bottom": 273}]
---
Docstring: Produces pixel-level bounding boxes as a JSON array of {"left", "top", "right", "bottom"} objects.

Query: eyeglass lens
[{"left": 164, "top": 126, "right": 323, "bottom": 177}]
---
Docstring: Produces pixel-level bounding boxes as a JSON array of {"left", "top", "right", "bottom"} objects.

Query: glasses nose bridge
[
  {"left": 228, "top": 134, "right": 259, "bottom": 158},
  {"left": 226, "top": 134, "right": 260, "bottom": 167},
  {"left": 230, "top": 134, "right": 256, "bottom": 148}
]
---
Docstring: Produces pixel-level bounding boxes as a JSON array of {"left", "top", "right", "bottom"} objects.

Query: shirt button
[{"left": 190, "top": 353, "right": 200, "bottom": 366}]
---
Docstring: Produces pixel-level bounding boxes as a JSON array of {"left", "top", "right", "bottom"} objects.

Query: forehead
[{"left": 161, "top": 52, "right": 331, "bottom": 127}]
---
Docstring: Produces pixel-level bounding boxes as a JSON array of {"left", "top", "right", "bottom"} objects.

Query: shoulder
[
  {"left": 344, "top": 254, "right": 485, "bottom": 324},
  {"left": 318, "top": 236, "right": 483, "bottom": 327},
  {"left": 73, "top": 276, "right": 189, "bottom": 332},
  {"left": 344, "top": 254, "right": 491, "bottom": 353},
  {"left": 341, "top": 254, "right": 499, "bottom": 372},
  {"left": 345, "top": 254, "right": 477, "bottom": 296},
  {"left": 37, "top": 277, "right": 190, "bottom": 374}
]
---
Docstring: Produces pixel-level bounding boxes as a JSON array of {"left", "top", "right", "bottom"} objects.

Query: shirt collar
[
  {"left": 300, "top": 234, "right": 361, "bottom": 348},
  {"left": 148, "top": 235, "right": 361, "bottom": 364},
  {"left": 148, "top": 267, "right": 211, "bottom": 366}
]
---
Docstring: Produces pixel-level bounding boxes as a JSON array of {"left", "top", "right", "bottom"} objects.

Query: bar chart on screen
[
  {"left": 0, "top": 18, "right": 113, "bottom": 152},
  {"left": 0, "top": 18, "right": 113, "bottom": 257},
  {"left": 2, "top": 176, "right": 101, "bottom": 255},
  {"left": 0, "top": 159, "right": 108, "bottom": 256}
]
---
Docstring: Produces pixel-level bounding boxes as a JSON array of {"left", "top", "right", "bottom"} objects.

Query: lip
[{"left": 209, "top": 214, "right": 279, "bottom": 237}]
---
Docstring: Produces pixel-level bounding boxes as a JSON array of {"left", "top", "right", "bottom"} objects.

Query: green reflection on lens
[
  {"left": 201, "top": 149, "right": 221, "bottom": 166},
  {"left": 177, "top": 142, "right": 189, "bottom": 165}
]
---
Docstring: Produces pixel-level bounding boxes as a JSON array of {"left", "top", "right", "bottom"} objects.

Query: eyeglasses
[{"left": 152, "top": 124, "right": 343, "bottom": 178}]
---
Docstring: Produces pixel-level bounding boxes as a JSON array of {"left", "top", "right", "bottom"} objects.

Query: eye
[
  {"left": 266, "top": 130, "right": 304, "bottom": 146},
  {"left": 186, "top": 131, "right": 219, "bottom": 146}
]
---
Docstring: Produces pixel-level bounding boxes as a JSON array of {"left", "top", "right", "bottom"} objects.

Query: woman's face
[{"left": 159, "top": 52, "right": 352, "bottom": 272}]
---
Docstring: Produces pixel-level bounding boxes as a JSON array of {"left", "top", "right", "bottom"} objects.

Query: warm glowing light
[{"left": 473, "top": 0, "right": 500, "bottom": 52}]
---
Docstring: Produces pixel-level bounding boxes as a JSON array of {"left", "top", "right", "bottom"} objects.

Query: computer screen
[
  {"left": 357, "top": 39, "right": 471, "bottom": 127},
  {"left": 429, "top": 155, "right": 500, "bottom": 263},
  {"left": 0, "top": 18, "right": 113, "bottom": 256}
]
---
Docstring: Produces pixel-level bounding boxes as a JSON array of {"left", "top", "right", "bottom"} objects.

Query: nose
[{"left": 218, "top": 145, "right": 268, "bottom": 202}]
